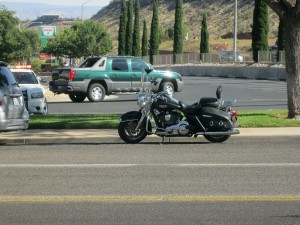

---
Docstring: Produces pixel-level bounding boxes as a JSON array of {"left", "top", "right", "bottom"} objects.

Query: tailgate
[{"left": 52, "top": 68, "right": 71, "bottom": 81}]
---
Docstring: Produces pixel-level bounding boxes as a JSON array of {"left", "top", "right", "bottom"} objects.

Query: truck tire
[
  {"left": 161, "top": 81, "right": 175, "bottom": 97},
  {"left": 87, "top": 83, "right": 105, "bottom": 102},
  {"left": 69, "top": 93, "right": 86, "bottom": 102}
]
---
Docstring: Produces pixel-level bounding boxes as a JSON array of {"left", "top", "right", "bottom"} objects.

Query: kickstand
[
  {"left": 160, "top": 137, "right": 171, "bottom": 144},
  {"left": 159, "top": 136, "right": 164, "bottom": 145}
]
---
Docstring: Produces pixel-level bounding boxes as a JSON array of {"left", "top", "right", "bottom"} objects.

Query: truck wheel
[
  {"left": 87, "top": 83, "right": 105, "bottom": 102},
  {"left": 161, "top": 81, "right": 175, "bottom": 97},
  {"left": 69, "top": 93, "right": 86, "bottom": 102}
]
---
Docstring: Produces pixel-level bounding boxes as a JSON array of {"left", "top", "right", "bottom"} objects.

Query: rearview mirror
[{"left": 144, "top": 66, "right": 153, "bottom": 74}]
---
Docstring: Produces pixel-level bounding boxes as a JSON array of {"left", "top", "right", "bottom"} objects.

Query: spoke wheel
[{"left": 118, "top": 120, "right": 147, "bottom": 144}]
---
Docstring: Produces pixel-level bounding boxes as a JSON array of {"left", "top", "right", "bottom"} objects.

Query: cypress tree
[
  {"left": 251, "top": 0, "right": 269, "bottom": 62},
  {"left": 142, "top": 20, "right": 148, "bottom": 57},
  {"left": 173, "top": 0, "right": 184, "bottom": 64},
  {"left": 200, "top": 13, "right": 209, "bottom": 61},
  {"left": 118, "top": 0, "right": 127, "bottom": 56},
  {"left": 277, "top": 18, "right": 285, "bottom": 51},
  {"left": 149, "top": 0, "right": 159, "bottom": 64},
  {"left": 125, "top": 0, "right": 133, "bottom": 55},
  {"left": 132, "top": 0, "right": 141, "bottom": 56}
]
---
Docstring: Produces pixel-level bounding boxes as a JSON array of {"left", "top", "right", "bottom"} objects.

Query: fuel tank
[{"left": 155, "top": 96, "right": 181, "bottom": 110}]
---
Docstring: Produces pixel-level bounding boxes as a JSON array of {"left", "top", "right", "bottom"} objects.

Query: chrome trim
[{"left": 196, "top": 129, "right": 240, "bottom": 136}]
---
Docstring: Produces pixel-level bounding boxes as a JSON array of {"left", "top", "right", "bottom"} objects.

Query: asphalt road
[
  {"left": 47, "top": 77, "right": 288, "bottom": 114},
  {"left": 0, "top": 136, "right": 299, "bottom": 225}
]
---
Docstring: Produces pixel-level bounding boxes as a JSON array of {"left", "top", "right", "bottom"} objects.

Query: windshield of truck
[{"left": 131, "top": 59, "right": 150, "bottom": 72}]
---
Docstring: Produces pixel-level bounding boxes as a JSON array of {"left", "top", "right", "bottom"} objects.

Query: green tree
[
  {"left": 263, "top": 0, "right": 300, "bottom": 119},
  {"left": 167, "top": 27, "right": 174, "bottom": 40},
  {"left": 43, "top": 28, "right": 77, "bottom": 60},
  {"left": 132, "top": 0, "right": 141, "bottom": 56},
  {"left": 42, "top": 20, "right": 112, "bottom": 59},
  {"left": 252, "top": 0, "right": 269, "bottom": 62},
  {"left": 125, "top": 0, "right": 133, "bottom": 55},
  {"left": 173, "top": 0, "right": 184, "bottom": 64},
  {"left": 30, "top": 58, "right": 43, "bottom": 72},
  {"left": 22, "top": 29, "right": 41, "bottom": 56},
  {"left": 200, "top": 13, "right": 209, "bottom": 61},
  {"left": 118, "top": 0, "right": 127, "bottom": 56},
  {"left": 0, "top": 7, "right": 21, "bottom": 62},
  {"left": 149, "top": 0, "right": 159, "bottom": 64},
  {"left": 277, "top": 18, "right": 285, "bottom": 51},
  {"left": 141, "top": 20, "right": 148, "bottom": 57}
]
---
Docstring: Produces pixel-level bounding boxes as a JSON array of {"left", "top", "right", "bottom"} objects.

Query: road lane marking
[
  {"left": 0, "top": 163, "right": 300, "bottom": 168},
  {"left": 0, "top": 195, "right": 299, "bottom": 203}
]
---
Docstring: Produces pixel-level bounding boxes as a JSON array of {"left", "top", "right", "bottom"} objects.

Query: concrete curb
[{"left": 1, "top": 128, "right": 299, "bottom": 144}]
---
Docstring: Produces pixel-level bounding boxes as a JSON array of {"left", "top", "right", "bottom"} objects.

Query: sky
[{"left": 3, "top": 0, "right": 111, "bottom": 6}]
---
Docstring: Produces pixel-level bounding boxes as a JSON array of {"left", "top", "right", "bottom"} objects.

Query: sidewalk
[{"left": 1, "top": 128, "right": 300, "bottom": 144}]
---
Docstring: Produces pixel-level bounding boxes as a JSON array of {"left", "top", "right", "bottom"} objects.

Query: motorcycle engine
[
  {"left": 155, "top": 110, "right": 181, "bottom": 126},
  {"left": 154, "top": 110, "right": 189, "bottom": 136}
]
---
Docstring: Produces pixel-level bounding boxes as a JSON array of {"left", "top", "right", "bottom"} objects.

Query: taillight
[
  {"left": 0, "top": 101, "right": 2, "bottom": 107},
  {"left": 232, "top": 111, "right": 238, "bottom": 117},
  {"left": 69, "top": 70, "right": 76, "bottom": 81}
]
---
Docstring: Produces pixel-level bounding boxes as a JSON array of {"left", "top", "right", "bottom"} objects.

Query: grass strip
[{"left": 28, "top": 110, "right": 300, "bottom": 129}]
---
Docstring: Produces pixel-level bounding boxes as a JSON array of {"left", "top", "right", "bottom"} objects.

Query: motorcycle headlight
[
  {"left": 137, "top": 93, "right": 146, "bottom": 107},
  {"left": 31, "top": 91, "right": 44, "bottom": 99}
]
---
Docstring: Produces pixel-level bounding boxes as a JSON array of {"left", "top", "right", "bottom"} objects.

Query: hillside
[{"left": 92, "top": 0, "right": 279, "bottom": 53}]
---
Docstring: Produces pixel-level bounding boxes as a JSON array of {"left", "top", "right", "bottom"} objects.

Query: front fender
[{"left": 119, "top": 111, "right": 142, "bottom": 122}]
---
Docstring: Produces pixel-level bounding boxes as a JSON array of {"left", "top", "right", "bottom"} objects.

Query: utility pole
[
  {"left": 81, "top": 0, "right": 93, "bottom": 22},
  {"left": 233, "top": 0, "right": 237, "bottom": 61}
]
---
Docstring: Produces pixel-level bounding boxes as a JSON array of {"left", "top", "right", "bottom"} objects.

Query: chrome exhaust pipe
[{"left": 196, "top": 129, "right": 240, "bottom": 136}]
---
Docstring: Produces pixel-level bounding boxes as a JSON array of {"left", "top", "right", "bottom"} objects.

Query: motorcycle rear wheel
[
  {"left": 118, "top": 120, "right": 147, "bottom": 144},
  {"left": 204, "top": 135, "right": 230, "bottom": 143}
]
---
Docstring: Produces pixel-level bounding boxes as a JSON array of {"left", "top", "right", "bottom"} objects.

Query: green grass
[
  {"left": 29, "top": 114, "right": 120, "bottom": 129},
  {"left": 28, "top": 110, "right": 300, "bottom": 129},
  {"left": 238, "top": 110, "right": 300, "bottom": 128}
]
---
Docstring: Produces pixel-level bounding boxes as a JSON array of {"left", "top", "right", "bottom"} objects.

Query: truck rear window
[{"left": 79, "top": 57, "right": 101, "bottom": 68}]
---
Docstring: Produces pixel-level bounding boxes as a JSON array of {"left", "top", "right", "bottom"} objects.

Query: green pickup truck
[{"left": 49, "top": 56, "right": 184, "bottom": 102}]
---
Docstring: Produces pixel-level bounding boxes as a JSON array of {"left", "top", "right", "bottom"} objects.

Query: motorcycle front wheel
[
  {"left": 204, "top": 135, "right": 230, "bottom": 143},
  {"left": 118, "top": 120, "right": 147, "bottom": 144}
]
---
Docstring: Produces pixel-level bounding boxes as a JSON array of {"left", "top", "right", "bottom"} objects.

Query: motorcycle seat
[
  {"left": 180, "top": 98, "right": 220, "bottom": 114},
  {"left": 200, "top": 97, "right": 220, "bottom": 107},
  {"left": 179, "top": 101, "right": 200, "bottom": 114}
]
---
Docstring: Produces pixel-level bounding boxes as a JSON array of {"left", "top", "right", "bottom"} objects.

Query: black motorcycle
[{"left": 118, "top": 70, "right": 240, "bottom": 143}]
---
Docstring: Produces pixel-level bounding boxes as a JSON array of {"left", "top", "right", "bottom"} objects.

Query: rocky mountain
[{"left": 92, "top": 0, "right": 279, "bottom": 41}]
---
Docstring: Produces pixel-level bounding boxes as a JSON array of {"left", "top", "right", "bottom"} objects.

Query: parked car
[
  {"left": 0, "top": 62, "right": 29, "bottom": 132},
  {"left": 219, "top": 50, "right": 244, "bottom": 62},
  {"left": 49, "top": 56, "right": 184, "bottom": 102},
  {"left": 10, "top": 69, "right": 48, "bottom": 114}
]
